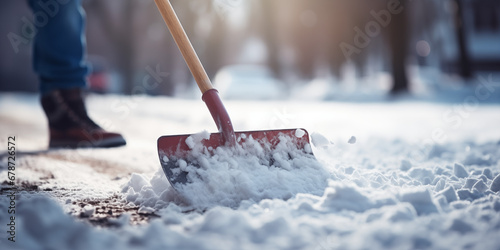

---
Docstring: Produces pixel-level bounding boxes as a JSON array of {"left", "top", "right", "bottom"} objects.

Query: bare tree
[
  {"left": 453, "top": 0, "right": 472, "bottom": 79},
  {"left": 387, "top": 0, "right": 410, "bottom": 94}
]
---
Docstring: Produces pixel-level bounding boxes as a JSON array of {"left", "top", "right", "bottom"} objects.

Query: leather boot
[{"left": 41, "top": 88, "right": 126, "bottom": 148}]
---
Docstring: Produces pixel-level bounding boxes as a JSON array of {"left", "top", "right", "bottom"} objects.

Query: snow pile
[
  {"left": 117, "top": 133, "right": 500, "bottom": 249},
  {"left": 317, "top": 181, "right": 396, "bottom": 213},
  {"left": 123, "top": 131, "right": 329, "bottom": 209}
]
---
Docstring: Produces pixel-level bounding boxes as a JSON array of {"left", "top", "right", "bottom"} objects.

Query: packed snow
[
  {"left": 1, "top": 81, "right": 500, "bottom": 249},
  {"left": 152, "top": 130, "right": 326, "bottom": 209}
]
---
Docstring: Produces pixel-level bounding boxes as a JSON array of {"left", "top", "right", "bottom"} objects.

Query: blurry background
[{"left": 1, "top": 0, "right": 499, "bottom": 99}]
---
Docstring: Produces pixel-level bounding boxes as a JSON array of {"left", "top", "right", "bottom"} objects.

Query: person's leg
[
  {"left": 27, "top": 0, "right": 89, "bottom": 93},
  {"left": 27, "top": 0, "right": 126, "bottom": 148}
]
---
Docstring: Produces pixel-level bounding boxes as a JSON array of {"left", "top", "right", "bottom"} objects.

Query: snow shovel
[{"left": 154, "top": 0, "right": 313, "bottom": 187}]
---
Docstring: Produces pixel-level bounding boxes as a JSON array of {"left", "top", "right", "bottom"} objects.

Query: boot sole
[{"left": 49, "top": 137, "right": 127, "bottom": 149}]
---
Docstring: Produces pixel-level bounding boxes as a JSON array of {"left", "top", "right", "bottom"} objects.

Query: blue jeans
[{"left": 27, "top": 0, "right": 89, "bottom": 94}]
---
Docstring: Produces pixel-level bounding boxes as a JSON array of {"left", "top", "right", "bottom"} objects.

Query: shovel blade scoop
[{"left": 157, "top": 129, "right": 312, "bottom": 187}]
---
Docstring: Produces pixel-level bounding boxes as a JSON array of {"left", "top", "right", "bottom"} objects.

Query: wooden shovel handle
[{"left": 154, "top": 0, "right": 214, "bottom": 94}]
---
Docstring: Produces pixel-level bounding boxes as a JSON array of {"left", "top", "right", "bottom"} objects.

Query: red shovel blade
[{"left": 157, "top": 129, "right": 312, "bottom": 187}]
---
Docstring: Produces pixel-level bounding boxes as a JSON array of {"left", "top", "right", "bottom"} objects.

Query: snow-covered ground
[{"left": 1, "top": 79, "right": 500, "bottom": 249}]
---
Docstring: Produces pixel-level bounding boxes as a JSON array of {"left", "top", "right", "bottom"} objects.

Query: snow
[
  {"left": 1, "top": 89, "right": 500, "bottom": 249},
  {"left": 310, "top": 132, "right": 332, "bottom": 148},
  {"left": 348, "top": 136, "right": 357, "bottom": 144},
  {"left": 82, "top": 205, "right": 95, "bottom": 217},
  {"left": 437, "top": 186, "right": 458, "bottom": 203},
  {"left": 294, "top": 128, "right": 306, "bottom": 138},
  {"left": 491, "top": 174, "right": 500, "bottom": 192},
  {"left": 454, "top": 163, "right": 469, "bottom": 178},
  {"left": 398, "top": 188, "right": 440, "bottom": 215},
  {"left": 472, "top": 180, "right": 488, "bottom": 193},
  {"left": 128, "top": 136, "right": 329, "bottom": 209}
]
